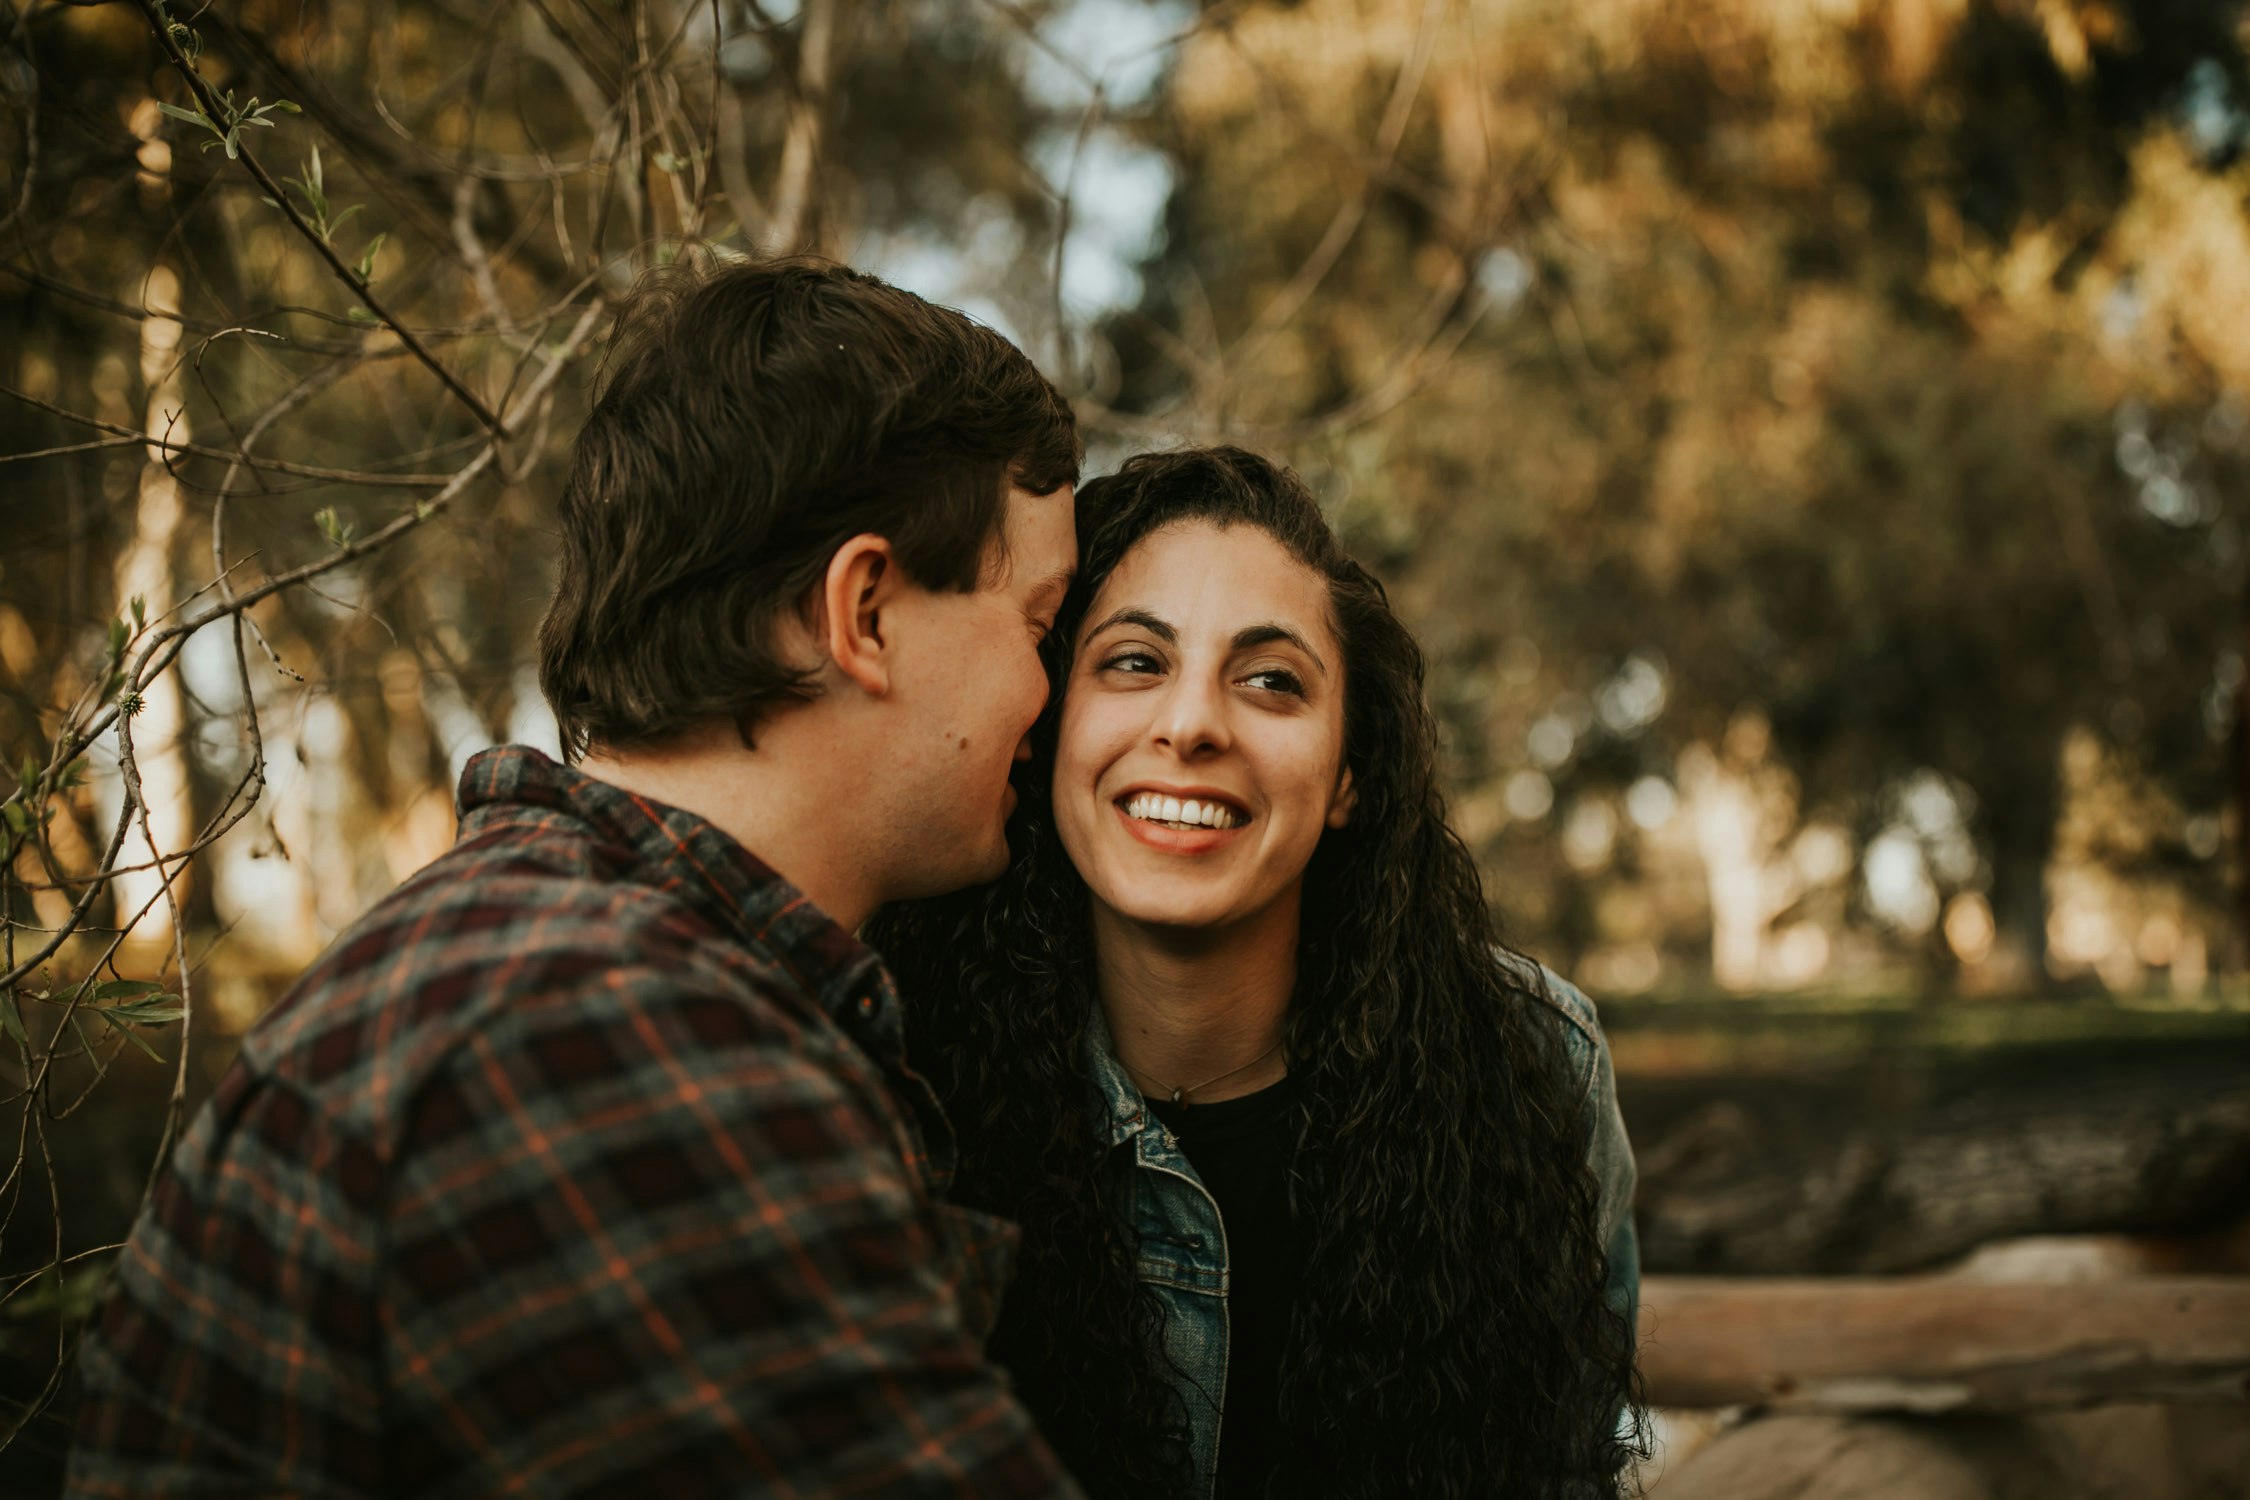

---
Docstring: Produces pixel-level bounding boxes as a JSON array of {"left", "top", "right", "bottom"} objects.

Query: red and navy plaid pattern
[{"left": 67, "top": 746, "right": 1079, "bottom": 1499}]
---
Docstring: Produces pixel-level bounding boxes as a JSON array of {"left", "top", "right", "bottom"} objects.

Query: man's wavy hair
[
  {"left": 870, "top": 447, "right": 1644, "bottom": 1498},
  {"left": 539, "top": 255, "right": 1080, "bottom": 759}
]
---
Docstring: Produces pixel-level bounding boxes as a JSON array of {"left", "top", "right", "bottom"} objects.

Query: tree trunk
[{"left": 109, "top": 261, "right": 194, "bottom": 960}]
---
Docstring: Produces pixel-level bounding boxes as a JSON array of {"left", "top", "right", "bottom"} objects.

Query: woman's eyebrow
[
  {"left": 1086, "top": 607, "right": 1176, "bottom": 643},
  {"left": 1234, "top": 622, "right": 1328, "bottom": 677}
]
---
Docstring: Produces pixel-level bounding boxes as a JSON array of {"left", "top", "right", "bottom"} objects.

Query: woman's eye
[
  {"left": 1100, "top": 650, "right": 1162, "bottom": 675},
  {"left": 1243, "top": 668, "right": 1305, "bottom": 696}
]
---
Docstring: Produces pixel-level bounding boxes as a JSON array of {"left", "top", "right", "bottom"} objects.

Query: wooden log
[
  {"left": 1620, "top": 1024, "right": 2250, "bottom": 1274},
  {"left": 1637, "top": 1275, "right": 2250, "bottom": 1414},
  {"left": 1644, "top": 1415, "right": 2006, "bottom": 1500},
  {"left": 1645, "top": 1406, "right": 2250, "bottom": 1500}
]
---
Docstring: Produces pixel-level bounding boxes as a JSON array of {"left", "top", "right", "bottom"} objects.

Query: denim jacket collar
[{"left": 1082, "top": 1003, "right": 1155, "bottom": 1148}]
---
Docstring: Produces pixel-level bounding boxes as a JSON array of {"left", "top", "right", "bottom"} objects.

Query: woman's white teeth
[{"left": 1124, "top": 792, "right": 1244, "bottom": 829}]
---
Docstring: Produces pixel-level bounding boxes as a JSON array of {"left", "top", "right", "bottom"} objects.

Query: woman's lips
[{"left": 1112, "top": 799, "right": 1250, "bottom": 854}]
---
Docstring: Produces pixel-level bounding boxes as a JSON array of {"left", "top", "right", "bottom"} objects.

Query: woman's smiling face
[{"left": 1054, "top": 519, "right": 1355, "bottom": 934}]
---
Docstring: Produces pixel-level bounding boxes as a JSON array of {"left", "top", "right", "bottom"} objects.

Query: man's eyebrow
[
  {"left": 1085, "top": 607, "right": 1176, "bottom": 643},
  {"left": 1234, "top": 622, "right": 1328, "bottom": 677},
  {"left": 1027, "top": 565, "right": 1075, "bottom": 612}
]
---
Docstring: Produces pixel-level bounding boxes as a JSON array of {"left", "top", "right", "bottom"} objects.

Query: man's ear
[
  {"left": 819, "top": 534, "right": 900, "bottom": 697},
  {"left": 1325, "top": 764, "right": 1358, "bottom": 829}
]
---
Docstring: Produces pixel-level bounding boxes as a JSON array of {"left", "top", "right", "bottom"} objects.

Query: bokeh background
[{"left": 3, "top": 0, "right": 2247, "bottom": 1493}]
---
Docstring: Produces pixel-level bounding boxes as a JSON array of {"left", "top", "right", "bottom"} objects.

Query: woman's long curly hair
[{"left": 869, "top": 447, "right": 1643, "bottom": 1498}]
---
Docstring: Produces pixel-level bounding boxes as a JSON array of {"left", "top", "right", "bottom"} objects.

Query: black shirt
[{"left": 1148, "top": 1075, "right": 1304, "bottom": 1499}]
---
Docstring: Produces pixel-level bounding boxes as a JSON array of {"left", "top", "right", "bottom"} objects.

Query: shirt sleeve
[
  {"left": 1527, "top": 966, "right": 1640, "bottom": 1334},
  {"left": 1554, "top": 973, "right": 1642, "bottom": 1466},
  {"left": 66, "top": 1060, "right": 390, "bottom": 1500},
  {"left": 1582, "top": 1011, "right": 1640, "bottom": 1341},
  {"left": 381, "top": 973, "right": 1083, "bottom": 1499},
  {"left": 1523, "top": 963, "right": 1643, "bottom": 1472}
]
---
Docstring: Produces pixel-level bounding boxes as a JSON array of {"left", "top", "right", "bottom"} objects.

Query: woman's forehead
[{"left": 1090, "top": 520, "right": 1333, "bottom": 639}]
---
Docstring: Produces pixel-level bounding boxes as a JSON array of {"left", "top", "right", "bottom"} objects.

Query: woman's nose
[{"left": 1149, "top": 672, "right": 1231, "bottom": 757}]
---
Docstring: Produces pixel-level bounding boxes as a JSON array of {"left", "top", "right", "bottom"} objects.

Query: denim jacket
[{"left": 1080, "top": 963, "right": 1639, "bottom": 1500}]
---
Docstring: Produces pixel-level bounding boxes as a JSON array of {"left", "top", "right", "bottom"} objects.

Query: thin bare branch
[
  {"left": 0, "top": 384, "right": 469, "bottom": 488},
  {"left": 131, "top": 0, "right": 509, "bottom": 436}
]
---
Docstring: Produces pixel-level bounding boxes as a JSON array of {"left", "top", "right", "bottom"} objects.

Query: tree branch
[{"left": 131, "top": 0, "right": 510, "bottom": 436}]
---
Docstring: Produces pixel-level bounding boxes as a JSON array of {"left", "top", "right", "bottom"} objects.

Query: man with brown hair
[{"left": 67, "top": 259, "right": 1086, "bottom": 1498}]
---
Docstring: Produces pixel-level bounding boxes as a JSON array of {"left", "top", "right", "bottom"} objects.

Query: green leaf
[
  {"left": 345, "top": 305, "right": 378, "bottom": 325},
  {"left": 17, "top": 753, "right": 36, "bottom": 796},
  {"left": 5, "top": 1262, "right": 114, "bottom": 1324},
  {"left": 312, "top": 506, "right": 359, "bottom": 546},
  {"left": 87, "top": 979, "right": 163, "bottom": 1003},
  {"left": 308, "top": 143, "right": 323, "bottom": 193},
  {"left": 1, "top": 803, "right": 26, "bottom": 836},
  {"left": 165, "top": 18, "right": 202, "bottom": 64},
  {"left": 329, "top": 203, "right": 363, "bottom": 239},
  {"left": 0, "top": 992, "right": 27, "bottom": 1051},
  {"left": 107, "top": 617, "right": 127, "bottom": 660},
  {"left": 154, "top": 100, "right": 212, "bottom": 131},
  {"left": 107, "top": 995, "right": 185, "bottom": 1026},
  {"left": 129, "top": 595, "right": 145, "bottom": 629},
  {"left": 355, "top": 232, "right": 386, "bottom": 282},
  {"left": 95, "top": 1011, "right": 165, "bottom": 1062}
]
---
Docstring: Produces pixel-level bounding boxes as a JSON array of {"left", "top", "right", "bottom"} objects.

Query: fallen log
[
  {"left": 1617, "top": 1017, "right": 2250, "bottom": 1274},
  {"left": 1636, "top": 1275, "right": 2250, "bottom": 1414},
  {"left": 1644, "top": 1408, "right": 2250, "bottom": 1500}
]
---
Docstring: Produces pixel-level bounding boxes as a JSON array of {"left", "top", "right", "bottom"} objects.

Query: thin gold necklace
[{"left": 1125, "top": 1036, "right": 1286, "bottom": 1107}]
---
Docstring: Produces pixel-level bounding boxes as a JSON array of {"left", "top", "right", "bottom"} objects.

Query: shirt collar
[
  {"left": 1081, "top": 1001, "right": 1152, "bottom": 1147},
  {"left": 455, "top": 745, "right": 895, "bottom": 1038}
]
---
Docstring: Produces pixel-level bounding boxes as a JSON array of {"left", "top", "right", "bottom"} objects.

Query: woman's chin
[{"left": 1096, "top": 887, "right": 1236, "bottom": 934}]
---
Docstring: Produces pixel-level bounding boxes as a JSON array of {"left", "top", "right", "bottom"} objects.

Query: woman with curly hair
[{"left": 869, "top": 446, "right": 1643, "bottom": 1499}]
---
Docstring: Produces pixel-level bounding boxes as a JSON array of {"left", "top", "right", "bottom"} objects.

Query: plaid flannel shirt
[{"left": 67, "top": 746, "right": 1081, "bottom": 1499}]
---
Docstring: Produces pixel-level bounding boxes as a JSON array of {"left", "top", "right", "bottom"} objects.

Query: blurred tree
[{"left": 1095, "top": 0, "right": 2250, "bottom": 992}]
